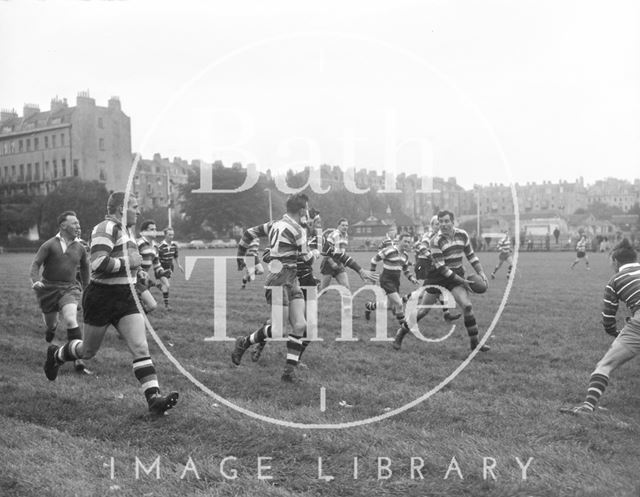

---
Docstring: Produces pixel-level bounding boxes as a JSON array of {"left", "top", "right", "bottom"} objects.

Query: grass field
[{"left": 1, "top": 249, "right": 639, "bottom": 497}]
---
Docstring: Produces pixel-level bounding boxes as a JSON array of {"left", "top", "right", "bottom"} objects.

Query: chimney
[
  {"left": 76, "top": 90, "right": 95, "bottom": 107},
  {"left": 23, "top": 103, "right": 40, "bottom": 119},
  {"left": 0, "top": 108, "right": 18, "bottom": 122},
  {"left": 108, "top": 96, "right": 121, "bottom": 111},
  {"left": 50, "top": 97, "right": 66, "bottom": 113},
  {"left": 153, "top": 153, "right": 162, "bottom": 162}
]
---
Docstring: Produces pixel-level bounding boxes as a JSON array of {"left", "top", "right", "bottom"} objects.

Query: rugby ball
[{"left": 468, "top": 274, "right": 488, "bottom": 294}]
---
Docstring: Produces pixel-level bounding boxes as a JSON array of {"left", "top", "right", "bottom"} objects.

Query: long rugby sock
[
  {"left": 299, "top": 340, "right": 310, "bottom": 360},
  {"left": 464, "top": 315, "right": 479, "bottom": 338},
  {"left": 582, "top": 373, "right": 609, "bottom": 411},
  {"left": 249, "top": 323, "right": 272, "bottom": 344},
  {"left": 286, "top": 334, "right": 304, "bottom": 366},
  {"left": 365, "top": 301, "right": 377, "bottom": 312},
  {"left": 395, "top": 311, "right": 409, "bottom": 329},
  {"left": 55, "top": 339, "right": 82, "bottom": 363},
  {"left": 507, "top": 265, "right": 512, "bottom": 277},
  {"left": 66, "top": 326, "right": 81, "bottom": 341},
  {"left": 163, "top": 292, "right": 169, "bottom": 308},
  {"left": 133, "top": 357, "right": 160, "bottom": 401}
]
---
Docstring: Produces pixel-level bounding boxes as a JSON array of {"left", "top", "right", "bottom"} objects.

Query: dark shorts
[
  {"left": 380, "top": 271, "right": 401, "bottom": 295},
  {"left": 265, "top": 266, "right": 304, "bottom": 306},
  {"left": 576, "top": 251, "right": 586, "bottom": 258},
  {"left": 160, "top": 262, "right": 174, "bottom": 277},
  {"left": 499, "top": 251, "right": 511, "bottom": 262},
  {"left": 35, "top": 280, "right": 82, "bottom": 314},
  {"left": 320, "top": 256, "right": 345, "bottom": 277},
  {"left": 83, "top": 282, "right": 140, "bottom": 327},
  {"left": 424, "top": 267, "right": 465, "bottom": 295}
]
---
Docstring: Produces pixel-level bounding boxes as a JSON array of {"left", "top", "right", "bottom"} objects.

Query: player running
[
  {"left": 364, "top": 232, "right": 419, "bottom": 337},
  {"left": 30, "top": 210, "right": 92, "bottom": 375},
  {"left": 157, "top": 227, "right": 184, "bottom": 310},
  {"left": 43, "top": 192, "right": 179, "bottom": 416},
  {"left": 570, "top": 234, "right": 590, "bottom": 270},
  {"left": 490, "top": 229, "right": 513, "bottom": 279},
  {"left": 393, "top": 210, "right": 490, "bottom": 352},
  {"left": 239, "top": 237, "right": 264, "bottom": 289},
  {"left": 319, "top": 218, "right": 351, "bottom": 291},
  {"left": 561, "top": 238, "right": 640, "bottom": 415}
]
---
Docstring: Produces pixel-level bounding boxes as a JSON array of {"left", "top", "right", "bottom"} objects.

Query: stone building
[{"left": 0, "top": 92, "right": 131, "bottom": 196}]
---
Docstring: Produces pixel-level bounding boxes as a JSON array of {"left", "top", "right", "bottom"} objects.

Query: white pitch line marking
[{"left": 320, "top": 387, "right": 326, "bottom": 412}]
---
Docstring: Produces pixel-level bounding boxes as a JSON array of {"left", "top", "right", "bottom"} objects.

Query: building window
[
  {"left": 19, "top": 164, "right": 24, "bottom": 181},
  {"left": 99, "top": 138, "right": 105, "bottom": 151},
  {"left": 60, "top": 133, "right": 65, "bottom": 146},
  {"left": 147, "top": 183, "right": 152, "bottom": 194},
  {"left": 99, "top": 168, "right": 106, "bottom": 181},
  {"left": 34, "top": 137, "right": 39, "bottom": 150},
  {"left": 35, "top": 162, "right": 40, "bottom": 180},
  {"left": 53, "top": 159, "right": 58, "bottom": 178},
  {"left": 44, "top": 161, "right": 49, "bottom": 179},
  {"left": 26, "top": 138, "right": 31, "bottom": 151},
  {"left": 73, "top": 159, "right": 79, "bottom": 176},
  {"left": 27, "top": 163, "right": 32, "bottom": 181},
  {"left": 61, "top": 159, "right": 67, "bottom": 177},
  {"left": 52, "top": 135, "right": 56, "bottom": 147},
  {"left": 98, "top": 117, "right": 104, "bottom": 128},
  {"left": 18, "top": 140, "right": 23, "bottom": 152},
  {"left": 11, "top": 165, "right": 16, "bottom": 178},
  {"left": 44, "top": 136, "right": 49, "bottom": 149}
]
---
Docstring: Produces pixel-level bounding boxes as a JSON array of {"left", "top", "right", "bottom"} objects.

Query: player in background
[
  {"left": 378, "top": 225, "right": 398, "bottom": 250},
  {"left": 490, "top": 229, "right": 514, "bottom": 279},
  {"left": 561, "top": 238, "right": 640, "bottom": 415},
  {"left": 319, "top": 218, "right": 351, "bottom": 291},
  {"left": 135, "top": 220, "right": 164, "bottom": 313},
  {"left": 157, "top": 227, "right": 184, "bottom": 310},
  {"left": 570, "top": 234, "right": 591, "bottom": 270},
  {"left": 393, "top": 210, "right": 490, "bottom": 352},
  {"left": 30, "top": 211, "right": 92, "bottom": 375},
  {"left": 43, "top": 192, "right": 179, "bottom": 416},
  {"left": 239, "top": 237, "right": 264, "bottom": 289},
  {"left": 364, "top": 232, "right": 419, "bottom": 339}
]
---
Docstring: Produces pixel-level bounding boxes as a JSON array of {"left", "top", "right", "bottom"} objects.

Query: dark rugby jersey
[
  {"left": 30, "top": 234, "right": 90, "bottom": 286},
  {"left": 602, "top": 262, "right": 640, "bottom": 334},
  {"left": 158, "top": 240, "right": 179, "bottom": 270},
  {"left": 430, "top": 228, "right": 481, "bottom": 279}
]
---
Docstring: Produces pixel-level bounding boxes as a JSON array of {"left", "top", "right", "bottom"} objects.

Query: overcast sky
[{"left": 1, "top": 0, "right": 639, "bottom": 190}]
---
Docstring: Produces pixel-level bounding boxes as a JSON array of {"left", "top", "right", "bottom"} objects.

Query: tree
[{"left": 39, "top": 179, "right": 110, "bottom": 239}]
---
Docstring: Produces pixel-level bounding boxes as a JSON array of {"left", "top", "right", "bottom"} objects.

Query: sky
[{"left": 1, "top": 0, "right": 639, "bottom": 190}]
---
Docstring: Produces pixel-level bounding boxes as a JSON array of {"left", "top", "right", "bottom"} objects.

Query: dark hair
[
  {"left": 286, "top": 193, "right": 309, "bottom": 214},
  {"left": 337, "top": 218, "right": 349, "bottom": 226},
  {"left": 611, "top": 238, "right": 637, "bottom": 265},
  {"left": 437, "top": 210, "right": 455, "bottom": 222},
  {"left": 107, "top": 192, "right": 125, "bottom": 214},
  {"left": 398, "top": 232, "right": 412, "bottom": 240},
  {"left": 57, "top": 210, "right": 77, "bottom": 226},
  {"left": 140, "top": 219, "right": 157, "bottom": 231}
]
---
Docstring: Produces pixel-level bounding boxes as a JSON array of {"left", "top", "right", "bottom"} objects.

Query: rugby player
[
  {"left": 561, "top": 238, "right": 640, "bottom": 415},
  {"left": 43, "top": 192, "right": 179, "bottom": 415},
  {"left": 393, "top": 210, "right": 490, "bottom": 352},
  {"left": 319, "top": 218, "right": 351, "bottom": 291},
  {"left": 157, "top": 227, "right": 184, "bottom": 310},
  {"left": 30, "top": 211, "right": 92, "bottom": 375},
  {"left": 490, "top": 229, "right": 513, "bottom": 279},
  {"left": 570, "top": 234, "right": 590, "bottom": 270}
]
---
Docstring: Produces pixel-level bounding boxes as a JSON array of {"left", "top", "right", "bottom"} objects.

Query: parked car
[
  {"left": 207, "top": 240, "right": 225, "bottom": 249},
  {"left": 188, "top": 239, "right": 206, "bottom": 249}
]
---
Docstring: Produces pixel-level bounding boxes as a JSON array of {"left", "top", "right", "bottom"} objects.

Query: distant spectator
[
  {"left": 545, "top": 233, "right": 551, "bottom": 251},
  {"left": 553, "top": 227, "right": 560, "bottom": 244},
  {"left": 527, "top": 239, "right": 534, "bottom": 251}
]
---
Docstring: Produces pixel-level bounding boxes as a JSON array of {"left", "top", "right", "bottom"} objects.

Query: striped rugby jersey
[
  {"left": 241, "top": 215, "right": 307, "bottom": 267},
  {"left": 158, "top": 240, "right": 179, "bottom": 270},
  {"left": 430, "top": 228, "right": 481, "bottom": 279},
  {"left": 497, "top": 235, "right": 512, "bottom": 254},
  {"left": 414, "top": 231, "right": 437, "bottom": 272},
  {"left": 576, "top": 238, "right": 587, "bottom": 252},
  {"left": 245, "top": 238, "right": 260, "bottom": 258},
  {"left": 602, "top": 262, "right": 640, "bottom": 334},
  {"left": 370, "top": 245, "right": 412, "bottom": 279},
  {"left": 90, "top": 215, "right": 140, "bottom": 285},
  {"left": 137, "top": 236, "right": 162, "bottom": 277},
  {"left": 378, "top": 234, "right": 397, "bottom": 251}
]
